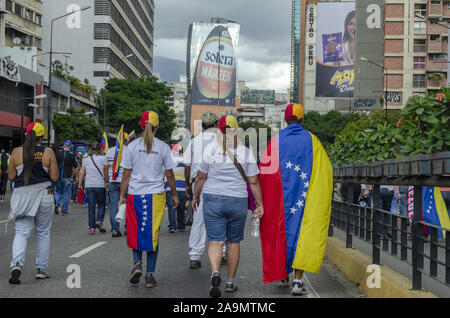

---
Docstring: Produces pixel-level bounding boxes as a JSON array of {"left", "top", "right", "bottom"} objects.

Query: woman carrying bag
[
  {"left": 192, "top": 115, "right": 264, "bottom": 298},
  {"left": 119, "top": 110, "right": 179, "bottom": 288}
]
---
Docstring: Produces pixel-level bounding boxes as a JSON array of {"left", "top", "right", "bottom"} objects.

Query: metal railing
[{"left": 330, "top": 152, "right": 450, "bottom": 291}]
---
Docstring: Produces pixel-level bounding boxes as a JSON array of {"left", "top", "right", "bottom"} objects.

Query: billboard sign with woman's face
[
  {"left": 316, "top": 2, "right": 355, "bottom": 97},
  {"left": 191, "top": 26, "right": 237, "bottom": 106}
]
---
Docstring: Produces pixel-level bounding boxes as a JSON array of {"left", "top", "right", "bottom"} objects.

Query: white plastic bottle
[{"left": 251, "top": 217, "right": 260, "bottom": 238}]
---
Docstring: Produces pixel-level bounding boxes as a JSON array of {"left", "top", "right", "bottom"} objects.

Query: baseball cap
[
  {"left": 201, "top": 112, "right": 219, "bottom": 126},
  {"left": 64, "top": 140, "right": 72, "bottom": 147},
  {"left": 219, "top": 115, "right": 239, "bottom": 134},
  {"left": 285, "top": 104, "right": 304, "bottom": 121},
  {"left": 25, "top": 122, "right": 45, "bottom": 137},
  {"left": 140, "top": 110, "right": 159, "bottom": 129}
]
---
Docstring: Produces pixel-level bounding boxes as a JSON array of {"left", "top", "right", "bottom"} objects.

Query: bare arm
[
  {"left": 78, "top": 166, "right": 86, "bottom": 189},
  {"left": 8, "top": 149, "right": 18, "bottom": 181},
  {"left": 103, "top": 164, "right": 109, "bottom": 191},
  {"left": 248, "top": 175, "right": 264, "bottom": 218},
  {"left": 184, "top": 165, "right": 192, "bottom": 198},
  {"left": 165, "top": 169, "right": 180, "bottom": 209},
  {"left": 118, "top": 168, "right": 131, "bottom": 206},
  {"left": 192, "top": 171, "right": 207, "bottom": 211},
  {"left": 46, "top": 148, "right": 59, "bottom": 183}
]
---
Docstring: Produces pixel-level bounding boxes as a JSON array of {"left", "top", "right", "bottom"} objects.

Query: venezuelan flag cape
[
  {"left": 422, "top": 187, "right": 450, "bottom": 238},
  {"left": 100, "top": 132, "right": 109, "bottom": 152},
  {"left": 259, "top": 124, "right": 333, "bottom": 284},
  {"left": 112, "top": 125, "right": 124, "bottom": 181},
  {"left": 126, "top": 193, "right": 166, "bottom": 251}
]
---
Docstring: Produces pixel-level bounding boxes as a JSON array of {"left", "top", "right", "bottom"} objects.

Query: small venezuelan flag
[
  {"left": 128, "top": 130, "right": 136, "bottom": 141},
  {"left": 112, "top": 125, "right": 124, "bottom": 181},
  {"left": 100, "top": 132, "right": 109, "bottom": 152}
]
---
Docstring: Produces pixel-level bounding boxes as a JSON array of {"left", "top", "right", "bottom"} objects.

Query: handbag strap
[
  {"left": 59, "top": 150, "right": 67, "bottom": 181},
  {"left": 90, "top": 155, "right": 104, "bottom": 179},
  {"left": 226, "top": 149, "right": 248, "bottom": 184}
]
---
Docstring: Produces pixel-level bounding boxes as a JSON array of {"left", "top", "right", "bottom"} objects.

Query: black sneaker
[
  {"left": 129, "top": 262, "right": 143, "bottom": 284},
  {"left": 112, "top": 231, "right": 123, "bottom": 238},
  {"left": 221, "top": 257, "right": 227, "bottom": 266},
  {"left": 225, "top": 282, "right": 238, "bottom": 293},
  {"left": 169, "top": 229, "right": 176, "bottom": 233},
  {"left": 9, "top": 264, "right": 21, "bottom": 285},
  {"left": 96, "top": 222, "right": 106, "bottom": 233},
  {"left": 209, "top": 272, "right": 221, "bottom": 298},
  {"left": 190, "top": 260, "right": 201, "bottom": 269},
  {"left": 55, "top": 206, "right": 60, "bottom": 215},
  {"left": 145, "top": 274, "right": 157, "bottom": 288},
  {"left": 291, "top": 281, "right": 307, "bottom": 296},
  {"left": 36, "top": 269, "right": 51, "bottom": 280}
]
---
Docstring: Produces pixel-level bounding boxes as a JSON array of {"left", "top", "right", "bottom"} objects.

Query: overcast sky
[{"left": 154, "top": 0, "right": 291, "bottom": 92}]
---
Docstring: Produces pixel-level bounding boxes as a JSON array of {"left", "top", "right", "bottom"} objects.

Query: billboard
[
  {"left": 354, "top": 0, "right": 384, "bottom": 110},
  {"left": 241, "top": 89, "right": 275, "bottom": 105},
  {"left": 191, "top": 25, "right": 236, "bottom": 106},
  {"left": 316, "top": 2, "right": 355, "bottom": 98}
]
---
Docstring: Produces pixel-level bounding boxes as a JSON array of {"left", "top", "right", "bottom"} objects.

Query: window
[
  {"left": 430, "top": 53, "right": 448, "bottom": 60},
  {"left": 413, "top": 74, "right": 426, "bottom": 87},
  {"left": 414, "top": 4, "right": 427, "bottom": 17},
  {"left": 5, "top": 0, "right": 13, "bottom": 12},
  {"left": 413, "top": 57, "right": 426, "bottom": 69},
  {"left": 430, "top": 0, "right": 440, "bottom": 4},
  {"left": 34, "top": 37, "right": 42, "bottom": 49},
  {"left": 413, "top": 92, "right": 426, "bottom": 97},
  {"left": 430, "top": 34, "right": 441, "bottom": 42},
  {"left": 34, "top": 14, "right": 42, "bottom": 25},
  {"left": 14, "top": 3, "right": 22, "bottom": 16},
  {"left": 94, "top": 23, "right": 110, "bottom": 40},
  {"left": 414, "top": 22, "right": 426, "bottom": 35},
  {"left": 414, "top": 39, "right": 426, "bottom": 52},
  {"left": 93, "top": 47, "right": 110, "bottom": 63},
  {"left": 24, "top": 8, "right": 33, "bottom": 21}
]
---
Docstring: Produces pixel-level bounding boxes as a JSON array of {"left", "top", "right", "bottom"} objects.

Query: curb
[{"left": 324, "top": 236, "right": 436, "bottom": 298}]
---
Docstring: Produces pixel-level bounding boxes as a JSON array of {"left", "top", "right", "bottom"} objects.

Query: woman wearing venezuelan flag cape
[{"left": 119, "top": 110, "right": 179, "bottom": 288}]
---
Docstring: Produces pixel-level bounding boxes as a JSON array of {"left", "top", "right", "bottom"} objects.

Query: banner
[
  {"left": 191, "top": 26, "right": 236, "bottom": 106},
  {"left": 316, "top": 2, "right": 355, "bottom": 97}
]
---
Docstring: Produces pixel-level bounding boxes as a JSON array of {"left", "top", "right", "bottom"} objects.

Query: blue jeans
[
  {"left": 11, "top": 192, "right": 54, "bottom": 270},
  {"left": 55, "top": 178, "right": 72, "bottom": 213},
  {"left": 398, "top": 186, "right": 409, "bottom": 217},
  {"left": 166, "top": 190, "right": 188, "bottom": 231},
  {"left": 108, "top": 182, "right": 121, "bottom": 232},
  {"left": 133, "top": 245, "right": 159, "bottom": 274},
  {"left": 86, "top": 187, "right": 106, "bottom": 230}
]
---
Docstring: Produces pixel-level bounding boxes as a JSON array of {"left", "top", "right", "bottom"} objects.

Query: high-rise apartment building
[
  {"left": 290, "top": 0, "right": 301, "bottom": 104},
  {"left": 41, "top": 0, "right": 154, "bottom": 89}
]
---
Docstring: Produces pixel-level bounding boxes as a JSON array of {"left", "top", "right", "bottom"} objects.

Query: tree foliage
[
  {"left": 101, "top": 76, "right": 176, "bottom": 144},
  {"left": 53, "top": 107, "right": 102, "bottom": 144}
]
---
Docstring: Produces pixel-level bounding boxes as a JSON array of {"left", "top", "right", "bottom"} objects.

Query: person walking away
[
  {"left": 166, "top": 144, "right": 188, "bottom": 233},
  {"left": 192, "top": 115, "right": 264, "bottom": 298},
  {"left": 55, "top": 141, "right": 78, "bottom": 215},
  {"left": 105, "top": 133, "right": 131, "bottom": 237},
  {"left": 7, "top": 122, "right": 59, "bottom": 284},
  {"left": 119, "top": 110, "right": 179, "bottom": 288},
  {"left": 0, "top": 149, "right": 9, "bottom": 202},
  {"left": 78, "top": 143, "right": 108, "bottom": 234},
  {"left": 259, "top": 104, "right": 333, "bottom": 296},
  {"left": 183, "top": 112, "right": 226, "bottom": 269}
]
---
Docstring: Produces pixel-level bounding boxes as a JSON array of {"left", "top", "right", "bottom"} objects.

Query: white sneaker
[{"left": 291, "top": 281, "right": 307, "bottom": 296}]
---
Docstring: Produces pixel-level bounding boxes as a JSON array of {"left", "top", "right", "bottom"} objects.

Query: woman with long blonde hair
[{"left": 119, "top": 110, "right": 179, "bottom": 288}]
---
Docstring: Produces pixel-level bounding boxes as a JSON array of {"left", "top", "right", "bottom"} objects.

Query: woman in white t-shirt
[
  {"left": 192, "top": 115, "right": 264, "bottom": 298},
  {"left": 78, "top": 143, "right": 108, "bottom": 234},
  {"left": 118, "top": 110, "right": 179, "bottom": 288}
]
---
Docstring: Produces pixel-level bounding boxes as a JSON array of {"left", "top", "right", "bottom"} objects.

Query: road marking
[
  {"left": 304, "top": 274, "right": 321, "bottom": 298},
  {"left": 70, "top": 242, "right": 107, "bottom": 258}
]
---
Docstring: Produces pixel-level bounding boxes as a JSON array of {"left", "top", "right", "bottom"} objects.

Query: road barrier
[{"left": 331, "top": 151, "right": 450, "bottom": 291}]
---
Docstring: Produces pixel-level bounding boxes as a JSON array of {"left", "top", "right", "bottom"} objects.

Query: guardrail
[{"left": 331, "top": 151, "right": 450, "bottom": 291}]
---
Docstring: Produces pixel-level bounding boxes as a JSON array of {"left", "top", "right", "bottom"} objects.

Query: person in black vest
[
  {"left": 55, "top": 141, "right": 78, "bottom": 215},
  {"left": 7, "top": 122, "right": 59, "bottom": 284}
]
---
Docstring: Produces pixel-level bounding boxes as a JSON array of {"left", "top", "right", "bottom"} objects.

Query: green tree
[
  {"left": 53, "top": 107, "right": 103, "bottom": 144},
  {"left": 101, "top": 76, "right": 176, "bottom": 144}
]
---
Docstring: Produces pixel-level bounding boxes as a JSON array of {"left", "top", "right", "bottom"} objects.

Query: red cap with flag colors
[
  {"left": 285, "top": 104, "right": 304, "bottom": 121},
  {"left": 140, "top": 111, "right": 159, "bottom": 129},
  {"left": 26, "top": 122, "right": 45, "bottom": 137},
  {"left": 219, "top": 115, "right": 239, "bottom": 133}
]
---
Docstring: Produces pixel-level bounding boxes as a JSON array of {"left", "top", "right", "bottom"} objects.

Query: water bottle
[
  {"left": 251, "top": 217, "right": 260, "bottom": 238},
  {"left": 116, "top": 204, "right": 126, "bottom": 223}
]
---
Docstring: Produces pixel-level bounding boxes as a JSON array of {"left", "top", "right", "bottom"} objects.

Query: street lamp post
[
  {"left": 361, "top": 57, "right": 388, "bottom": 120},
  {"left": 48, "top": 6, "right": 91, "bottom": 146},
  {"left": 103, "top": 53, "right": 134, "bottom": 131},
  {"left": 21, "top": 94, "right": 47, "bottom": 144}
]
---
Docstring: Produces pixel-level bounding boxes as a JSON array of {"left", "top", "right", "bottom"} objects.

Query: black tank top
[{"left": 15, "top": 145, "right": 51, "bottom": 188}]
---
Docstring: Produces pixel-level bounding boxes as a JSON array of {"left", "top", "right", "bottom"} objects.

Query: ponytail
[
  {"left": 23, "top": 131, "right": 38, "bottom": 185},
  {"left": 143, "top": 123, "right": 155, "bottom": 154}
]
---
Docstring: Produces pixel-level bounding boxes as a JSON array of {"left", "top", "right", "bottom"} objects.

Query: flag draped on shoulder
[
  {"left": 112, "top": 125, "right": 124, "bottom": 181},
  {"left": 422, "top": 187, "right": 450, "bottom": 238},
  {"left": 259, "top": 124, "right": 333, "bottom": 284},
  {"left": 100, "top": 132, "right": 108, "bottom": 152}
]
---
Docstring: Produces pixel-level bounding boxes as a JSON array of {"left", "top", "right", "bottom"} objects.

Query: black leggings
[{"left": 0, "top": 173, "right": 8, "bottom": 196}]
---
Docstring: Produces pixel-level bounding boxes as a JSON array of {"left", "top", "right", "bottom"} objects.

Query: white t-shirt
[
  {"left": 106, "top": 146, "right": 126, "bottom": 183},
  {"left": 121, "top": 137, "right": 175, "bottom": 195},
  {"left": 198, "top": 142, "right": 259, "bottom": 198},
  {"left": 82, "top": 155, "right": 108, "bottom": 188},
  {"left": 183, "top": 130, "right": 217, "bottom": 180}
]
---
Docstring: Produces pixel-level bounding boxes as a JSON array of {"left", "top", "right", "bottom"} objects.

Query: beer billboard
[
  {"left": 191, "top": 26, "right": 236, "bottom": 106},
  {"left": 315, "top": 2, "right": 355, "bottom": 98}
]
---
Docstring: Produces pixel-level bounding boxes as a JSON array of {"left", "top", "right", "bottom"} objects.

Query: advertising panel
[
  {"left": 191, "top": 26, "right": 237, "bottom": 106},
  {"left": 315, "top": 2, "right": 355, "bottom": 98},
  {"left": 241, "top": 89, "right": 275, "bottom": 105}
]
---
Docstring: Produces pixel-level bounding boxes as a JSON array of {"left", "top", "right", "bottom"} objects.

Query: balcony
[
  {"left": 428, "top": 2, "right": 442, "bottom": 17},
  {"left": 427, "top": 39, "right": 442, "bottom": 53},
  {"left": 427, "top": 57, "right": 448, "bottom": 71},
  {"left": 427, "top": 74, "right": 447, "bottom": 89}
]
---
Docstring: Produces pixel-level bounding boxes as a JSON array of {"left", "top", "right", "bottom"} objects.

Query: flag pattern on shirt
[
  {"left": 126, "top": 193, "right": 166, "bottom": 251},
  {"left": 259, "top": 124, "right": 333, "bottom": 284},
  {"left": 112, "top": 125, "right": 124, "bottom": 181}
]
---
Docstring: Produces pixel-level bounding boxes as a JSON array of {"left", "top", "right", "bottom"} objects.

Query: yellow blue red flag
[
  {"left": 259, "top": 124, "right": 333, "bottom": 283},
  {"left": 100, "top": 132, "right": 108, "bottom": 152},
  {"left": 112, "top": 125, "right": 124, "bottom": 181},
  {"left": 422, "top": 187, "right": 450, "bottom": 238}
]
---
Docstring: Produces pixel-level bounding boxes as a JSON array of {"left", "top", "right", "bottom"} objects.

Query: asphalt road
[{"left": 0, "top": 188, "right": 363, "bottom": 299}]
